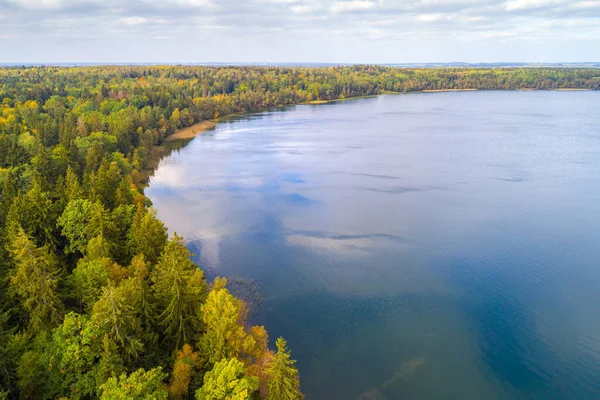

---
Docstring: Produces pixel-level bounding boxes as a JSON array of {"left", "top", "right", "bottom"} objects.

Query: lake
[{"left": 146, "top": 91, "right": 600, "bottom": 399}]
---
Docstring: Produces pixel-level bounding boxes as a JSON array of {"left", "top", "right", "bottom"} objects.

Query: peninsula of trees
[{"left": 0, "top": 65, "right": 598, "bottom": 399}]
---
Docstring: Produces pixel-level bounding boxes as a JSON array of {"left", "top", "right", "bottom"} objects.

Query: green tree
[
  {"left": 8, "top": 228, "right": 63, "bottom": 333},
  {"left": 198, "top": 278, "right": 259, "bottom": 367},
  {"left": 64, "top": 166, "right": 83, "bottom": 203},
  {"left": 128, "top": 255, "right": 155, "bottom": 327},
  {"left": 0, "top": 311, "right": 16, "bottom": 397},
  {"left": 6, "top": 178, "right": 58, "bottom": 250},
  {"left": 57, "top": 199, "right": 112, "bottom": 255},
  {"left": 195, "top": 358, "right": 257, "bottom": 400},
  {"left": 95, "top": 335, "right": 126, "bottom": 392},
  {"left": 94, "top": 161, "right": 123, "bottom": 210},
  {"left": 71, "top": 257, "right": 110, "bottom": 311},
  {"left": 128, "top": 206, "right": 167, "bottom": 265},
  {"left": 266, "top": 338, "right": 302, "bottom": 400},
  {"left": 99, "top": 367, "right": 168, "bottom": 400},
  {"left": 16, "top": 333, "right": 50, "bottom": 400},
  {"left": 151, "top": 234, "right": 206, "bottom": 349},
  {"left": 91, "top": 281, "right": 144, "bottom": 361},
  {"left": 45, "top": 313, "right": 103, "bottom": 399}
]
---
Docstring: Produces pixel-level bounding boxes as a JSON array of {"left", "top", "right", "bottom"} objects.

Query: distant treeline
[{"left": 0, "top": 65, "right": 598, "bottom": 399}]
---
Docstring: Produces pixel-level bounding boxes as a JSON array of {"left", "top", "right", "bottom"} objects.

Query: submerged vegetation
[{"left": 0, "top": 65, "right": 598, "bottom": 399}]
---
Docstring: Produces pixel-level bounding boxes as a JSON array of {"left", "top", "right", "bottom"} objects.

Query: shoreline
[
  {"left": 421, "top": 89, "right": 478, "bottom": 92},
  {"left": 165, "top": 120, "right": 217, "bottom": 142},
  {"left": 164, "top": 87, "right": 597, "bottom": 144},
  {"left": 150, "top": 85, "right": 598, "bottom": 179},
  {"left": 416, "top": 88, "right": 594, "bottom": 93},
  {"left": 140, "top": 85, "right": 597, "bottom": 184},
  {"left": 304, "top": 94, "right": 379, "bottom": 105}
]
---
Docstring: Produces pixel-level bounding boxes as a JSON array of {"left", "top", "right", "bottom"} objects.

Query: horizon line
[{"left": 2, "top": 61, "right": 600, "bottom": 68}]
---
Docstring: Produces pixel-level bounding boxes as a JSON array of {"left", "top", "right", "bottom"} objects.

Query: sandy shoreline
[{"left": 166, "top": 120, "right": 217, "bottom": 141}]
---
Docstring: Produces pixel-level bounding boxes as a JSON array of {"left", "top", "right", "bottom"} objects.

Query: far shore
[
  {"left": 166, "top": 87, "right": 595, "bottom": 142},
  {"left": 421, "top": 89, "right": 478, "bottom": 93},
  {"left": 555, "top": 88, "right": 591, "bottom": 91},
  {"left": 165, "top": 120, "right": 217, "bottom": 141}
]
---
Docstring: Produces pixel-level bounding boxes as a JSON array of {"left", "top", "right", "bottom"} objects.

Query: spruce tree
[
  {"left": 266, "top": 338, "right": 303, "bottom": 400},
  {"left": 151, "top": 234, "right": 206, "bottom": 350},
  {"left": 8, "top": 228, "right": 63, "bottom": 333}
]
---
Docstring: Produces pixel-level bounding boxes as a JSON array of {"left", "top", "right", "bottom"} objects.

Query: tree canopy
[{"left": 1, "top": 64, "right": 598, "bottom": 398}]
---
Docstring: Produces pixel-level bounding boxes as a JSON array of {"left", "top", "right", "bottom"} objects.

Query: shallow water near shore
[{"left": 147, "top": 91, "right": 600, "bottom": 399}]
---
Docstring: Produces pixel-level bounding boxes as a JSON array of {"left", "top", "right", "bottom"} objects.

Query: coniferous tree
[
  {"left": 64, "top": 166, "right": 83, "bottom": 203},
  {"left": 151, "top": 234, "right": 206, "bottom": 350},
  {"left": 266, "top": 338, "right": 303, "bottom": 400},
  {"left": 91, "top": 282, "right": 144, "bottom": 362},
  {"left": 128, "top": 206, "right": 167, "bottom": 265},
  {"left": 7, "top": 228, "right": 63, "bottom": 333}
]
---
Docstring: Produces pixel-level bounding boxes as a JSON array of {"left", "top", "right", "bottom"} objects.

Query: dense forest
[{"left": 0, "top": 65, "right": 599, "bottom": 399}]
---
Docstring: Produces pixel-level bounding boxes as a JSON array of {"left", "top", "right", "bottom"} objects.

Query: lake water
[{"left": 146, "top": 92, "right": 600, "bottom": 399}]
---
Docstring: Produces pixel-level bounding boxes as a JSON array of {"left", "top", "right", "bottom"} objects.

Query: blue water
[{"left": 147, "top": 92, "right": 600, "bottom": 399}]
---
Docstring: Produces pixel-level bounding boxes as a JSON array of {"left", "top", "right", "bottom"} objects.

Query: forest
[{"left": 0, "top": 65, "right": 599, "bottom": 399}]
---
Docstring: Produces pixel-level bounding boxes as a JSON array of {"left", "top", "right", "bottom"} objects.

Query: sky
[{"left": 1, "top": 0, "right": 599, "bottom": 63}]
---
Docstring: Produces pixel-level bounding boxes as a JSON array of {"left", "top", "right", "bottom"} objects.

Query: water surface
[{"left": 147, "top": 92, "right": 600, "bottom": 399}]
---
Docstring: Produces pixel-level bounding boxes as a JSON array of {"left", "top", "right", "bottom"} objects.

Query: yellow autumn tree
[{"left": 169, "top": 344, "right": 202, "bottom": 399}]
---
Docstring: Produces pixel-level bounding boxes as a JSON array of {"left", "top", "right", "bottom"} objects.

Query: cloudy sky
[{"left": 1, "top": 0, "right": 599, "bottom": 63}]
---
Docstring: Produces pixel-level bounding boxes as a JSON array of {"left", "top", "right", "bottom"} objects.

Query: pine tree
[{"left": 266, "top": 338, "right": 303, "bottom": 400}]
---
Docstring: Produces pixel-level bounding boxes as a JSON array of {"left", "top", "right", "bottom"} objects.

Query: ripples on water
[{"left": 147, "top": 92, "right": 600, "bottom": 400}]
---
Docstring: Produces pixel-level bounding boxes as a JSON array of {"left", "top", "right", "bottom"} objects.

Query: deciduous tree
[
  {"left": 195, "top": 358, "right": 257, "bottom": 400},
  {"left": 169, "top": 344, "right": 202, "bottom": 399},
  {"left": 99, "top": 367, "right": 168, "bottom": 400}
]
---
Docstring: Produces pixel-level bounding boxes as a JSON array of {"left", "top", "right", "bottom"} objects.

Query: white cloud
[
  {"left": 291, "top": 4, "right": 316, "bottom": 13},
  {"left": 118, "top": 16, "right": 169, "bottom": 25},
  {"left": 7, "top": 0, "right": 64, "bottom": 9},
  {"left": 330, "top": 0, "right": 376, "bottom": 13},
  {"left": 119, "top": 16, "right": 148, "bottom": 25},
  {"left": 367, "top": 28, "right": 387, "bottom": 38},
  {"left": 565, "top": 1, "right": 600, "bottom": 10},
  {"left": 180, "top": 0, "right": 212, "bottom": 5},
  {"left": 417, "top": 13, "right": 444, "bottom": 22},
  {"left": 1, "top": 0, "right": 600, "bottom": 62},
  {"left": 457, "top": 15, "right": 488, "bottom": 22},
  {"left": 505, "top": 0, "right": 561, "bottom": 11}
]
